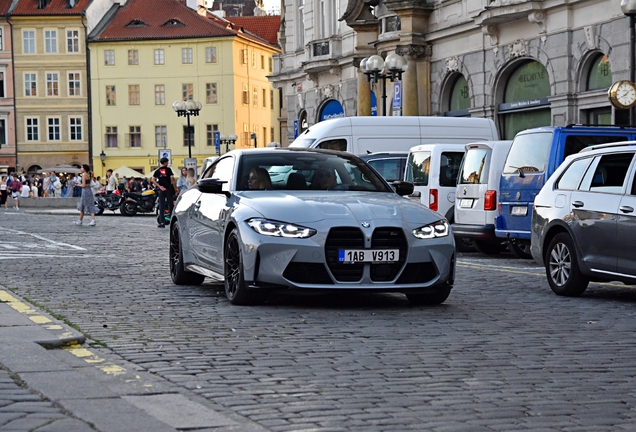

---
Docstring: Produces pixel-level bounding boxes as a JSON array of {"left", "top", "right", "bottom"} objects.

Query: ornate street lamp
[
  {"left": 220, "top": 133, "right": 238, "bottom": 154},
  {"left": 359, "top": 52, "right": 408, "bottom": 116},
  {"left": 99, "top": 150, "right": 106, "bottom": 166},
  {"left": 622, "top": 0, "right": 636, "bottom": 124},
  {"left": 172, "top": 100, "right": 202, "bottom": 159}
]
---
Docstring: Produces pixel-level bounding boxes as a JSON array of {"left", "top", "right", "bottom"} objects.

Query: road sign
[
  {"left": 158, "top": 149, "right": 172, "bottom": 167},
  {"left": 294, "top": 120, "right": 299, "bottom": 138},
  {"left": 392, "top": 82, "right": 402, "bottom": 113},
  {"left": 214, "top": 131, "right": 220, "bottom": 155},
  {"left": 184, "top": 158, "right": 197, "bottom": 178}
]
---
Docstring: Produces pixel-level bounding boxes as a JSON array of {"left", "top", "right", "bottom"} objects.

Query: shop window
[{"left": 587, "top": 54, "right": 612, "bottom": 91}]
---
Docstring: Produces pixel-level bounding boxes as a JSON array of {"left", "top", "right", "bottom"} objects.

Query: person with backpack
[{"left": 8, "top": 176, "right": 22, "bottom": 210}]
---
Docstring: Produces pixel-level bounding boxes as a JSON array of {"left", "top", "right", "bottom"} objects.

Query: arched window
[
  {"left": 499, "top": 61, "right": 551, "bottom": 140},
  {"left": 587, "top": 54, "right": 612, "bottom": 91},
  {"left": 446, "top": 74, "right": 470, "bottom": 117}
]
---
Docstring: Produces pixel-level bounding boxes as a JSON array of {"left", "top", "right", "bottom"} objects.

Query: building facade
[
  {"left": 89, "top": 0, "right": 280, "bottom": 176},
  {"left": 0, "top": 0, "right": 16, "bottom": 173},
  {"left": 271, "top": 0, "right": 632, "bottom": 144}
]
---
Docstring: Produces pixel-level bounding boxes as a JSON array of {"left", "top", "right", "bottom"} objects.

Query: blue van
[{"left": 496, "top": 125, "right": 636, "bottom": 258}]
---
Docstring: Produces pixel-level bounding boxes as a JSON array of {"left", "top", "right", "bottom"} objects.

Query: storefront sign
[{"left": 319, "top": 100, "right": 345, "bottom": 122}]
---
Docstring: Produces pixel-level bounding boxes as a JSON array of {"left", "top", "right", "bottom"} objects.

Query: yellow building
[
  {"left": 89, "top": 0, "right": 280, "bottom": 177},
  {"left": 10, "top": 0, "right": 91, "bottom": 173}
]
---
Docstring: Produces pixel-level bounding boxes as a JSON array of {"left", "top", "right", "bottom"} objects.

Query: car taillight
[
  {"left": 484, "top": 190, "right": 497, "bottom": 211},
  {"left": 429, "top": 189, "right": 438, "bottom": 212}
]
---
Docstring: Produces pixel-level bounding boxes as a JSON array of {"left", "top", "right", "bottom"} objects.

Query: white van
[
  {"left": 289, "top": 116, "right": 498, "bottom": 155},
  {"left": 451, "top": 141, "right": 512, "bottom": 255}
]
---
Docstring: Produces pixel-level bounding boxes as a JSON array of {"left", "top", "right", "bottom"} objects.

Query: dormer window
[
  {"left": 126, "top": 19, "right": 149, "bottom": 27},
  {"left": 163, "top": 19, "right": 184, "bottom": 27},
  {"left": 38, "top": 0, "right": 50, "bottom": 9},
  {"left": 68, "top": 0, "right": 75, "bottom": 7}
]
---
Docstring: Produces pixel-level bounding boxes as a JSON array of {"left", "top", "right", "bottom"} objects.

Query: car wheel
[
  {"left": 508, "top": 240, "right": 532, "bottom": 259},
  {"left": 455, "top": 237, "right": 476, "bottom": 252},
  {"left": 545, "top": 233, "right": 589, "bottom": 296},
  {"left": 473, "top": 240, "right": 508, "bottom": 255},
  {"left": 405, "top": 286, "right": 451, "bottom": 305},
  {"left": 120, "top": 201, "right": 137, "bottom": 216},
  {"left": 224, "top": 229, "right": 258, "bottom": 305},
  {"left": 170, "top": 223, "right": 205, "bottom": 286}
]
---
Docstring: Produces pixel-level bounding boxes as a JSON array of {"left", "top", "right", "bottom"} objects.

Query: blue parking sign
[
  {"left": 214, "top": 131, "right": 220, "bottom": 154},
  {"left": 392, "top": 82, "right": 402, "bottom": 111}
]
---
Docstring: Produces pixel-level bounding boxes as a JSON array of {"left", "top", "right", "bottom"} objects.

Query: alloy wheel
[
  {"left": 225, "top": 235, "right": 241, "bottom": 298},
  {"left": 549, "top": 242, "right": 571, "bottom": 287}
]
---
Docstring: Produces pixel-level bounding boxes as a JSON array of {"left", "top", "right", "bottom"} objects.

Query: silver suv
[{"left": 531, "top": 142, "right": 636, "bottom": 296}]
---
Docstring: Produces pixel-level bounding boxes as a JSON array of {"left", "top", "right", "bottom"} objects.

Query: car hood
[{"left": 237, "top": 191, "right": 442, "bottom": 225}]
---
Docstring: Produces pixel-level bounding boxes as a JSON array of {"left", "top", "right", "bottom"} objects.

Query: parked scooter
[
  {"left": 119, "top": 188, "right": 158, "bottom": 216},
  {"left": 94, "top": 184, "right": 124, "bottom": 215}
]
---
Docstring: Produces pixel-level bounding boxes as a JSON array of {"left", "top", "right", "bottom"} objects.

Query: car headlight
[
  {"left": 412, "top": 220, "right": 449, "bottom": 239},
  {"left": 247, "top": 218, "right": 317, "bottom": 238}
]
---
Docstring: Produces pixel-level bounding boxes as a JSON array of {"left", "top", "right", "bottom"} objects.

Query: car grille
[
  {"left": 325, "top": 227, "right": 365, "bottom": 282},
  {"left": 396, "top": 263, "right": 437, "bottom": 284},
  {"left": 370, "top": 228, "right": 408, "bottom": 281},
  {"left": 283, "top": 263, "right": 334, "bottom": 285}
]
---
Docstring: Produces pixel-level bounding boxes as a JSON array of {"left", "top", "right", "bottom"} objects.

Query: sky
[{"left": 185, "top": 0, "right": 281, "bottom": 14}]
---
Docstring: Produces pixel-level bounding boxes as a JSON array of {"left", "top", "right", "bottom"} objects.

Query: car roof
[
  {"left": 516, "top": 125, "right": 636, "bottom": 136},
  {"left": 227, "top": 146, "right": 360, "bottom": 159},
  {"left": 578, "top": 141, "right": 636, "bottom": 153}
]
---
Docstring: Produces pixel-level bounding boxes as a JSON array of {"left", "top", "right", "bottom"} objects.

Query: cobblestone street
[{"left": 2, "top": 212, "right": 636, "bottom": 431}]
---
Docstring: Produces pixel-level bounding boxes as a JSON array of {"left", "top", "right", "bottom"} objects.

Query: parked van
[
  {"left": 289, "top": 116, "right": 498, "bottom": 155},
  {"left": 404, "top": 143, "right": 466, "bottom": 222},
  {"left": 496, "top": 125, "right": 636, "bottom": 258},
  {"left": 451, "top": 141, "right": 512, "bottom": 255}
]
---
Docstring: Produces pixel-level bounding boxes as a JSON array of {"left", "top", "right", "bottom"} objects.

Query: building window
[
  {"left": 252, "top": 52, "right": 256, "bottom": 68},
  {"left": 297, "top": 0, "right": 304, "bottom": 49},
  {"left": 106, "top": 85, "right": 116, "bottom": 106},
  {"left": 587, "top": 54, "right": 612, "bottom": 91},
  {"left": 270, "top": 89, "right": 274, "bottom": 110},
  {"left": 68, "top": 72, "right": 80, "bottom": 96},
  {"left": 206, "top": 47, "right": 216, "bottom": 63},
  {"left": 46, "top": 72, "right": 59, "bottom": 96},
  {"left": 243, "top": 123, "right": 249, "bottom": 147},
  {"left": 240, "top": 49, "right": 247, "bottom": 65},
  {"left": 0, "top": 28, "right": 3, "bottom": 51},
  {"left": 206, "top": 124, "right": 218, "bottom": 146},
  {"left": 128, "top": 85, "right": 140, "bottom": 105},
  {"left": 206, "top": 83, "right": 217, "bottom": 104},
  {"left": 253, "top": 86, "right": 258, "bottom": 107},
  {"left": 154, "top": 49, "right": 164, "bottom": 65},
  {"left": 155, "top": 125, "right": 167, "bottom": 147},
  {"left": 26, "top": 117, "right": 39, "bottom": 141},
  {"left": 44, "top": 30, "right": 57, "bottom": 53},
  {"left": 128, "top": 126, "right": 141, "bottom": 147},
  {"left": 271, "top": 127, "right": 275, "bottom": 142},
  {"left": 105, "top": 126, "right": 118, "bottom": 148},
  {"left": 261, "top": 55, "right": 265, "bottom": 69},
  {"left": 155, "top": 84, "right": 165, "bottom": 105},
  {"left": 69, "top": 117, "right": 82, "bottom": 141},
  {"left": 104, "top": 50, "right": 115, "bottom": 65},
  {"left": 242, "top": 84, "right": 249, "bottom": 104},
  {"left": 447, "top": 74, "right": 470, "bottom": 115},
  {"left": 268, "top": 57, "right": 273, "bottom": 72},
  {"left": 66, "top": 30, "right": 79, "bottom": 53},
  {"left": 182, "top": 83, "right": 193, "bottom": 101},
  {"left": 24, "top": 73, "right": 37, "bottom": 96},
  {"left": 182, "top": 48, "right": 193, "bottom": 64},
  {"left": 262, "top": 88, "right": 266, "bottom": 108},
  {"left": 0, "top": 119, "right": 5, "bottom": 145},
  {"left": 0, "top": 72, "right": 5, "bottom": 98},
  {"left": 23, "top": 30, "right": 35, "bottom": 54},
  {"left": 128, "top": 49, "right": 139, "bottom": 65},
  {"left": 183, "top": 125, "right": 194, "bottom": 147},
  {"left": 48, "top": 117, "right": 60, "bottom": 141}
]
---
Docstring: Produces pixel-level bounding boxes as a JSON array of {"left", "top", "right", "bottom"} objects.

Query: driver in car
[{"left": 312, "top": 168, "right": 336, "bottom": 190}]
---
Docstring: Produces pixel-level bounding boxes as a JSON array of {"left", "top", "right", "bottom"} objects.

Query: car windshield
[
  {"left": 503, "top": 132, "right": 553, "bottom": 174},
  {"left": 237, "top": 151, "right": 392, "bottom": 192},
  {"left": 289, "top": 138, "right": 316, "bottom": 148}
]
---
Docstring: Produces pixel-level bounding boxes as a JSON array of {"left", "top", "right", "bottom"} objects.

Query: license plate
[
  {"left": 460, "top": 199, "right": 473, "bottom": 208},
  {"left": 338, "top": 249, "right": 399, "bottom": 264},
  {"left": 511, "top": 206, "right": 528, "bottom": 216}
]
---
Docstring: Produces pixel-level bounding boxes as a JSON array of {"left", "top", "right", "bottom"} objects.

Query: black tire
[
  {"left": 473, "top": 240, "right": 508, "bottom": 255},
  {"left": 120, "top": 201, "right": 137, "bottom": 216},
  {"left": 508, "top": 240, "right": 533, "bottom": 259},
  {"left": 224, "top": 229, "right": 259, "bottom": 305},
  {"left": 455, "top": 237, "right": 476, "bottom": 252},
  {"left": 405, "top": 286, "right": 451, "bottom": 305},
  {"left": 95, "top": 205, "right": 104, "bottom": 216},
  {"left": 545, "top": 233, "right": 589, "bottom": 296},
  {"left": 170, "top": 223, "right": 205, "bottom": 286}
]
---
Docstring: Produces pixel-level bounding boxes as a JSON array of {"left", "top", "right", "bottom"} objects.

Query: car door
[
  {"left": 570, "top": 152, "right": 634, "bottom": 273},
  {"left": 616, "top": 155, "right": 636, "bottom": 277},
  {"left": 189, "top": 156, "right": 235, "bottom": 272}
]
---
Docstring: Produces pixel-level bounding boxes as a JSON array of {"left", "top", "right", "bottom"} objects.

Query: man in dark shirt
[{"left": 151, "top": 158, "right": 177, "bottom": 228}]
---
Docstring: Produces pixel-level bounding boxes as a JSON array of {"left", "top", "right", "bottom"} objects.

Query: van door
[
  {"left": 437, "top": 151, "right": 464, "bottom": 219},
  {"left": 617, "top": 163, "right": 636, "bottom": 277},
  {"left": 405, "top": 150, "right": 431, "bottom": 207},
  {"left": 456, "top": 147, "right": 491, "bottom": 226},
  {"left": 315, "top": 138, "right": 348, "bottom": 152}
]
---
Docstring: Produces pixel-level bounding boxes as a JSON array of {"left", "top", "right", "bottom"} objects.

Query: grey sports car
[{"left": 170, "top": 148, "right": 456, "bottom": 305}]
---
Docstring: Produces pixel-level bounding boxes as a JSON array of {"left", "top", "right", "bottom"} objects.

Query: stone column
[
  {"left": 397, "top": 44, "right": 430, "bottom": 116},
  {"left": 355, "top": 59, "right": 372, "bottom": 116}
]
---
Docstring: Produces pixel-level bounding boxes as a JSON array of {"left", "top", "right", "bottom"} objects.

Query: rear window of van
[
  {"left": 459, "top": 148, "right": 490, "bottom": 184},
  {"left": 504, "top": 132, "right": 552, "bottom": 174}
]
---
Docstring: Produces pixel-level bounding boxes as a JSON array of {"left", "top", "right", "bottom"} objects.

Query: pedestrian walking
[
  {"left": 0, "top": 176, "right": 7, "bottom": 209},
  {"left": 90, "top": 176, "right": 100, "bottom": 196},
  {"left": 74, "top": 164, "right": 98, "bottom": 226},
  {"left": 151, "top": 157, "right": 177, "bottom": 228},
  {"left": 8, "top": 177, "right": 22, "bottom": 210}
]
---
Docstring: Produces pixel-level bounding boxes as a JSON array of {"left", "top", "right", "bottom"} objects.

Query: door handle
[
  {"left": 572, "top": 200, "right": 584, "bottom": 208},
  {"left": 620, "top": 205, "right": 634, "bottom": 213}
]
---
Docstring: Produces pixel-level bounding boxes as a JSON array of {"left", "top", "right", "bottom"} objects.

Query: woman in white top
[{"left": 20, "top": 181, "right": 30, "bottom": 199}]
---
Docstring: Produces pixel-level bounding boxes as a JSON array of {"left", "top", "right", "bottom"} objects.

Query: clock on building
[{"left": 608, "top": 80, "right": 636, "bottom": 109}]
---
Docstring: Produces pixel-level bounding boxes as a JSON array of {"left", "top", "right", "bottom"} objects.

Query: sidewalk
[{"left": 0, "top": 289, "right": 262, "bottom": 432}]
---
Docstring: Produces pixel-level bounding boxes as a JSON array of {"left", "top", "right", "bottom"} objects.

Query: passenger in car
[
  {"left": 248, "top": 168, "right": 272, "bottom": 190},
  {"left": 312, "top": 168, "right": 337, "bottom": 190}
]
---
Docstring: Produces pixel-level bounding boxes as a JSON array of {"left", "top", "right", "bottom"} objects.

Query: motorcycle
[
  {"left": 119, "top": 188, "right": 158, "bottom": 216},
  {"left": 94, "top": 185, "right": 124, "bottom": 215}
]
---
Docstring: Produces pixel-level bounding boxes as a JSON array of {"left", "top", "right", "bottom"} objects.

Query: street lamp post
[
  {"left": 99, "top": 151, "right": 106, "bottom": 166},
  {"left": 172, "top": 100, "right": 202, "bottom": 159},
  {"left": 359, "top": 53, "right": 408, "bottom": 116},
  {"left": 622, "top": 0, "right": 636, "bottom": 125},
  {"left": 220, "top": 134, "right": 238, "bottom": 154}
]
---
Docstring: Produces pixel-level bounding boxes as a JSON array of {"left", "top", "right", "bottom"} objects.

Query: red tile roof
[
  {"left": 11, "top": 0, "right": 91, "bottom": 16},
  {"left": 94, "top": 0, "right": 236, "bottom": 41},
  {"left": 226, "top": 15, "right": 280, "bottom": 46},
  {"left": 0, "top": 0, "right": 13, "bottom": 15}
]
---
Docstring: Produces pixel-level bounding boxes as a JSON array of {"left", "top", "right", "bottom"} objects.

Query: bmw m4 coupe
[{"left": 170, "top": 148, "right": 456, "bottom": 305}]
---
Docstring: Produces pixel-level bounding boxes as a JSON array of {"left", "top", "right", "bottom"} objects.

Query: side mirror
[
  {"left": 197, "top": 178, "right": 227, "bottom": 195},
  {"left": 391, "top": 181, "right": 414, "bottom": 196}
]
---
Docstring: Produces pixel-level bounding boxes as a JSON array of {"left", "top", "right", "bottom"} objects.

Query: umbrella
[
  {"left": 113, "top": 165, "right": 145, "bottom": 178},
  {"left": 37, "top": 164, "right": 82, "bottom": 174}
]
